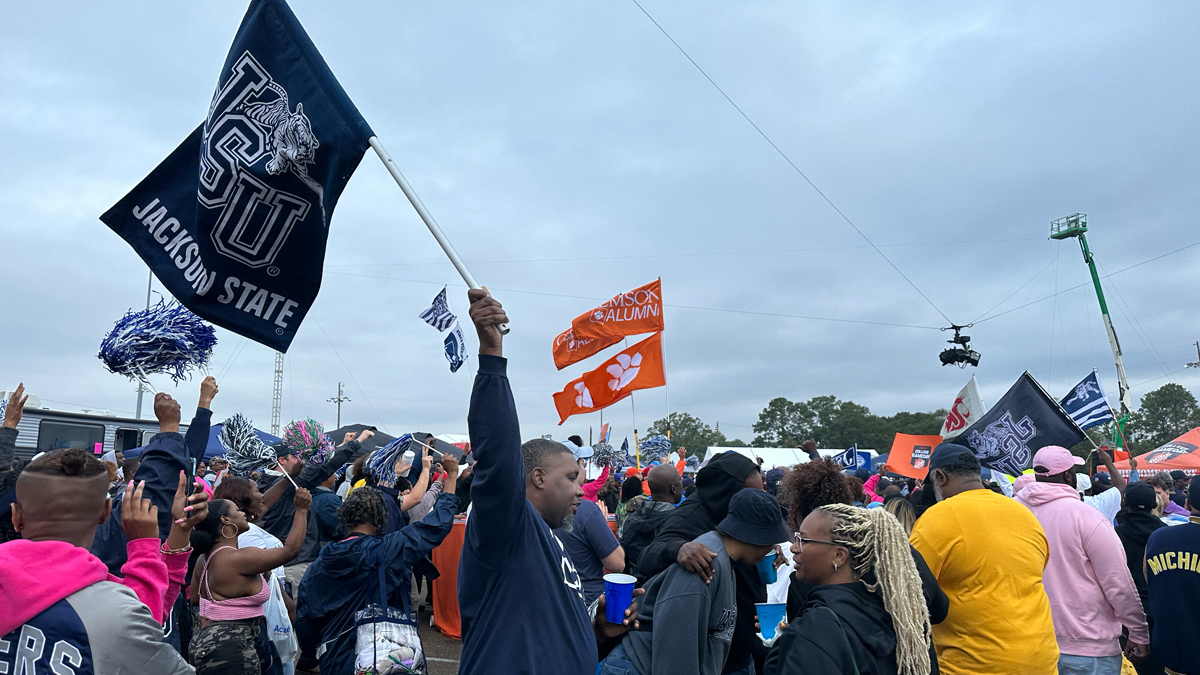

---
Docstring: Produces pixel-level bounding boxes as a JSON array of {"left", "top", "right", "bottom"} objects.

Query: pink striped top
[{"left": 198, "top": 546, "right": 270, "bottom": 621}]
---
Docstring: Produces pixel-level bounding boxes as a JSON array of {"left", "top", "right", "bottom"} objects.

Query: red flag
[
  {"left": 884, "top": 433, "right": 944, "bottom": 480},
  {"left": 553, "top": 375, "right": 601, "bottom": 424},
  {"left": 572, "top": 279, "right": 664, "bottom": 340},
  {"left": 582, "top": 333, "right": 665, "bottom": 409},
  {"left": 552, "top": 327, "right": 622, "bottom": 370}
]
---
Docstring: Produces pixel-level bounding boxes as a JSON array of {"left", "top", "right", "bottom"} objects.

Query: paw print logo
[
  {"left": 574, "top": 381, "right": 593, "bottom": 408},
  {"left": 592, "top": 310, "right": 606, "bottom": 321},
  {"left": 606, "top": 352, "right": 642, "bottom": 391}
]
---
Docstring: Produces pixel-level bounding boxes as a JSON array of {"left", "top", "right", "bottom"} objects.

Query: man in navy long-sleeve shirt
[{"left": 457, "top": 289, "right": 638, "bottom": 675}]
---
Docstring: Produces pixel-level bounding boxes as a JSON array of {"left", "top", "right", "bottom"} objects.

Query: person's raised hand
[
  {"left": 293, "top": 487, "right": 312, "bottom": 511},
  {"left": 1097, "top": 447, "right": 1113, "bottom": 466},
  {"left": 460, "top": 463, "right": 473, "bottom": 479},
  {"left": 121, "top": 480, "right": 160, "bottom": 541},
  {"left": 441, "top": 455, "right": 460, "bottom": 482},
  {"left": 198, "top": 376, "right": 218, "bottom": 409},
  {"left": 171, "top": 470, "right": 209, "bottom": 529},
  {"left": 357, "top": 429, "right": 375, "bottom": 444},
  {"left": 677, "top": 541, "right": 718, "bottom": 583},
  {"left": 467, "top": 287, "right": 507, "bottom": 357},
  {"left": 154, "top": 392, "right": 182, "bottom": 432},
  {"left": 801, "top": 439, "right": 817, "bottom": 458},
  {"left": 422, "top": 446, "right": 433, "bottom": 471},
  {"left": 342, "top": 432, "right": 356, "bottom": 446},
  {"left": 877, "top": 462, "right": 888, "bottom": 477},
  {"left": 3, "top": 383, "right": 27, "bottom": 429}
]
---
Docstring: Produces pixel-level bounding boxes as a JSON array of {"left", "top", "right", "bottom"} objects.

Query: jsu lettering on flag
[
  {"left": 1059, "top": 371, "right": 1114, "bottom": 431},
  {"left": 834, "top": 444, "right": 859, "bottom": 470},
  {"left": 940, "top": 375, "right": 985, "bottom": 439},
  {"left": 552, "top": 327, "right": 621, "bottom": 370},
  {"left": 953, "top": 372, "right": 1086, "bottom": 476},
  {"left": 420, "top": 287, "right": 457, "bottom": 332},
  {"left": 100, "top": 0, "right": 373, "bottom": 352},
  {"left": 572, "top": 279, "right": 664, "bottom": 340}
]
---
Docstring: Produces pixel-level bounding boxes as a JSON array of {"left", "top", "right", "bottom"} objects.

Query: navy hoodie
[
  {"left": 457, "top": 355, "right": 595, "bottom": 675},
  {"left": 296, "top": 491, "right": 458, "bottom": 675}
]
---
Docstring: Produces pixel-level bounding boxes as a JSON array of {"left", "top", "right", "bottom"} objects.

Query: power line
[
  {"left": 313, "top": 319, "right": 388, "bottom": 433},
  {"left": 325, "top": 237, "right": 1044, "bottom": 269},
  {"left": 627, "top": 0, "right": 952, "bottom": 324},
  {"left": 974, "top": 237, "right": 1200, "bottom": 324},
  {"left": 324, "top": 270, "right": 943, "bottom": 330}
]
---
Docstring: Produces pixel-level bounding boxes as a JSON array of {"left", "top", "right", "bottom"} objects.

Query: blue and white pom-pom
[
  {"left": 365, "top": 434, "right": 414, "bottom": 487},
  {"left": 590, "top": 442, "right": 623, "bottom": 470},
  {"left": 219, "top": 414, "right": 276, "bottom": 477},
  {"left": 684, "top": 454, "right": 700, "bottom": 471},
  {"left": 638, "top": 435, "right": 672, "bottom": 463},
  {"left": 98, "top": 300, "right": 216, "bottom": 384}
]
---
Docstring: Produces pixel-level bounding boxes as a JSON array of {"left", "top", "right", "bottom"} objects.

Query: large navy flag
[
  {"left": 949, "top": 371, "right": 1086, "bottom": 476},
  {"left": 1060, "top": 371, "right": 1114, "bottom": 431},
  {"left": 100, "top": 0, "right": 373, "bottom": 352}
]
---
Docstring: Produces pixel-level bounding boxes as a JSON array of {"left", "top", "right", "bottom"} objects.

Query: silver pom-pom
[
  {"left": 219, "top": 414, "right": 276, "bottom": 476},
  {"left": 638, "top": 435, "right": 672, "bottom": 463}
]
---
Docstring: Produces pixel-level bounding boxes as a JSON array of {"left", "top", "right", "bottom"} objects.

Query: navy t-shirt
[
  {"left": 555, "top": 498, "right": 620, "bottom": 605},
  {"left": 457, "top": 356, "right": 595, "bottom": 675},
  {"left": 1144, "top": 517, "right": 1200, "bottom": 673}
]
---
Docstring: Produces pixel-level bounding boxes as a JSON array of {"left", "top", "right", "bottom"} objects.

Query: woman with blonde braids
[{"left": 764, "top": 504, "right": 935, "bottom": 675}]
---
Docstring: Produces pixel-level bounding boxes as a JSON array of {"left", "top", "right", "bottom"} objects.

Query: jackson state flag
[{"left": 100, "top": 0, "right": 373, "bottom": 351}]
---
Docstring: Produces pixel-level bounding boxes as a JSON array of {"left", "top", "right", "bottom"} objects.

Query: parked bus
[{"left": 3, "top": 391, "right": 188, "bottom": 461}]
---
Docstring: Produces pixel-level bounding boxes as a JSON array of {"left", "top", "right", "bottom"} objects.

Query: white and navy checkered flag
[
  {"left": 1060, "top": 371, "right": 1114, "bottom": 431},
  {"left": 419, "top": 286, "right": 457, "bottom": 332},
  {"left": 444, "top": 323, "right": 467, "bottom": 373},
  {"left": 834, "top": 444, "right": 858, "bottom": 470}
]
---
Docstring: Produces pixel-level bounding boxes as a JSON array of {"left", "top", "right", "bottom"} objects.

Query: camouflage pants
[{"left": 191, "top": 619, "right": 262, "bottom": 675}]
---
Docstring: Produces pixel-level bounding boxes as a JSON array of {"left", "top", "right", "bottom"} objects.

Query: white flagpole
[{"left": 369, "top": 137, "right": 509, "bottom": 334}]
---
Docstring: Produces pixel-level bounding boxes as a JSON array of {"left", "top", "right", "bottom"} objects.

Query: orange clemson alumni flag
[
  {"left": 572, "top": 279, "right": 664, "bottom": 340},
  {"left": 553, "top": 375, "right": 601, "bottom": 424},
  {"left": 552, "top": 327, "right": 622, "bottom": 370},
  {"left": 884, "top": 433, "right": 944, "bottom": 480},
  {"left": 582, "top": 333, "right": 665, "bottom": 409}
]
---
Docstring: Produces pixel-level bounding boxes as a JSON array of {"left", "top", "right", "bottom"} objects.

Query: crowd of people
[{"left": 1, "top": 288, "right": 1198, "bottom": 675}]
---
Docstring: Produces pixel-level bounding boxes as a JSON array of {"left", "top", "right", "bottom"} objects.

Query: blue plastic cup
[
  {"left": 756, "top": 551, "right": 778, "bottom": 584},
  {"left": 756, "top": 602, "right": 787, "bottom": 639},
  {"left": 604, "top": 573, "right": 636, "bottom": 624}
]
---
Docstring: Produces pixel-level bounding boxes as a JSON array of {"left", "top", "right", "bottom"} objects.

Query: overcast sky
[{"left": 3, "top": 1, "right": 1199, "bottom": 447}]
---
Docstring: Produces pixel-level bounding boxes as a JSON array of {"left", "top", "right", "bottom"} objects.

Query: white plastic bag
[
  {"left": 353, "top": 605, "right": 424, "bottom": 674},
  {"left": 264, "top": 573, "right": 298, "bottom": 664}
]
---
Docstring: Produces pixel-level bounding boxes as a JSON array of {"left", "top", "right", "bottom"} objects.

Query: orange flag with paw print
[
  {"left": 553, "top": 333, "right": 666, "bottom": 424},
  {"left": 571, "top": 279, "right": 664, "bottom": 340},
  {"left": 552, "top": 327, "right": 622, "bottom": 370}
]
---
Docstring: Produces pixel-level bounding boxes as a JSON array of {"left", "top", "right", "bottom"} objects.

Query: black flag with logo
[
  {"left": 946, "top": 371, "right": 1086, "bottom": 476},
  {"left": 100, "top": 0, "right": 373, "bottom": 351}
]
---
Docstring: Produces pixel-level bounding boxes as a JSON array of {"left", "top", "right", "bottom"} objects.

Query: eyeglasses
[{"left": 794, "top": 533, "right": 843, "bottom": 549}]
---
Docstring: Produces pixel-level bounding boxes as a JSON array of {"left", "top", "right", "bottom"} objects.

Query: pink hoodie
[
  {"left": 0, "top": 537, "right": 188, "bottom": 635},
  {"left": 581, "top": 465, "right": 611, "bottom": 503},
  {"left": 1016, "top": 481, "right": 1149, "bottom": 656},
  {"left": 861, "top": 474, "right": 885, "bottom": 504}
]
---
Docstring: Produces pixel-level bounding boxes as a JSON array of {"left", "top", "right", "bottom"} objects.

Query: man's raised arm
[{"left": 463, "top": 289, "right": 526, "bottom": 560}]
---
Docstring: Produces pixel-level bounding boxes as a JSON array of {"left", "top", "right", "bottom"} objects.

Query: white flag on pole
[{"left": 940, "top": 375, "right": 985, "bottom": 439}]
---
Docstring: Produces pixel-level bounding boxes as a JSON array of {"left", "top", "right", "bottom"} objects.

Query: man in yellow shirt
[{"left": 910, "top": 443, "right": 1058, "bottom": 675}]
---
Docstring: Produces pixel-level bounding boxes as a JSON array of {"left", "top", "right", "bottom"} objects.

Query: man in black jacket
[
  {"left": 637, "top": 451, "right": 766, "bottom": 675},
  {"left": 621, "top": 463, "right": 681, "bottom": 580}
]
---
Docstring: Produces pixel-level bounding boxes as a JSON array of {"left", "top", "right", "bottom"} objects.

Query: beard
[
  {"left": 560, "top": 513, "right": 576, "bottom": 533},
  {"left": 931, "top": 479, "right": 945, "bottom": 502}
]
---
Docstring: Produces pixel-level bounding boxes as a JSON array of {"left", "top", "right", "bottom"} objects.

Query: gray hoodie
[{"left": 622, "top": 530, "right": 736, "bottom": 675}]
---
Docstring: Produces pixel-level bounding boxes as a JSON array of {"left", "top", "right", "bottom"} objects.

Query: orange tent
[{"left": 1113, "top": 428, "right": 1200, "bottom": 475}]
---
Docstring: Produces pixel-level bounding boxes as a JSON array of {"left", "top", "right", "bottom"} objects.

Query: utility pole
[
  {"left": 135, "top": 271, "right": 153, "bottom": 420},
  {"left": 270, "top": 352, "right": 284, "bottom": 435},
  {"left": 1187, "top": 341, "right": 1200, "bottom": 369},
  {"left": 1052, "top": 214, "right": 1133, "bottom": 443},
  {"left": 328, "top": 382, "right": 350, "bottom": 428}
]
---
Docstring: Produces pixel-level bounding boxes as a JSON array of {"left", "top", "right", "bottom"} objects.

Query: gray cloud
[{"left": 2, "top": 1, "right": 1198, "bottom": 446}]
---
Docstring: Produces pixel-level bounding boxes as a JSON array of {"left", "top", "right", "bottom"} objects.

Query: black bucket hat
[{"left": 717, "top": 488, "right": 790, "bottom": 546}]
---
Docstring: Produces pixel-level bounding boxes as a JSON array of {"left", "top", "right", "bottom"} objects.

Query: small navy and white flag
[
  {"left": 834, "top": 444, "right": 859, "bottom": 470},
  {"left": 443, "top": 323, "right": 467, "bottom": 373},
  {"left": 1060, "top": 371, "right": 1114, "bottom": 431},
  {"left": 100, "top": 0, "right": 373, "bottom": 352},
  {"left": 419, "top": 287, "right": 457, "bottom": 332}
]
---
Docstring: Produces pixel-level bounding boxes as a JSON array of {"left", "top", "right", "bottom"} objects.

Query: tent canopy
[
  {"left": 702, "top": 446, "right": 877, "bottom": 470},
  {"left": 1113, "top": 428, "right": 1200, "bottom": 476}
]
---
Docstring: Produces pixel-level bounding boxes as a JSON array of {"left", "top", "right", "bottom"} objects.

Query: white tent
[{"left": 702, "top": 446, "right": 877, "bottom": 470}]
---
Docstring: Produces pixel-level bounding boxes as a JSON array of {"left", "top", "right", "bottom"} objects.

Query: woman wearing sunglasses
[{"left": 764, "top": 504, "right": 934, "bottom": 675}]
